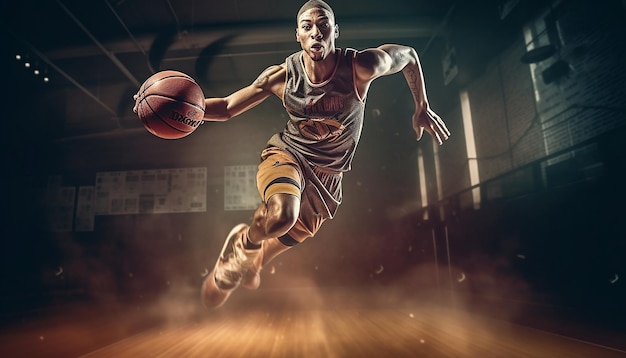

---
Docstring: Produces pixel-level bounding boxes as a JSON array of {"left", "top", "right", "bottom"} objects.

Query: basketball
[{"left": 135, "top": 70, "right": 205, "bottom": 139}]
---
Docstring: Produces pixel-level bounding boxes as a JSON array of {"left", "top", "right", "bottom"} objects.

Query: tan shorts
[
  {"left": 256, "top": 147, "right": 342, "bottom": 243},
  {"left": 257, "top": 147, "right": 303, "bottom": 202}
]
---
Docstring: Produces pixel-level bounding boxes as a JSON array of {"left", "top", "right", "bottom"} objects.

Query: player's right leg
[{"left": 241, "top": 236, "right": 293, "bottom": 290}]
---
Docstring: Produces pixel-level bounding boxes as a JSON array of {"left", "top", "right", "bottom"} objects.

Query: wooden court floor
[{"left": 1, "top": 287, "right": 625, "bottom": 358}]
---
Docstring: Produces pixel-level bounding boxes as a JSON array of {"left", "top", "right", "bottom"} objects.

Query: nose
[{"left": 311, "top": 25, "right": 322, "bottom": 40}]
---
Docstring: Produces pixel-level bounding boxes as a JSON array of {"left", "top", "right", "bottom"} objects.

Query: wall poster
[
  {"left": 94, "top": 167, "right": 207, "bottom": 215},
  {"left": 224, "top": 165, "right": 261, "bottom": 211}
]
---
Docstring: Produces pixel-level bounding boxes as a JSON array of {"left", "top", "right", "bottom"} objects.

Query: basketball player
[{"left": 199, "top": 0, "right": 450, "bottom": 307}]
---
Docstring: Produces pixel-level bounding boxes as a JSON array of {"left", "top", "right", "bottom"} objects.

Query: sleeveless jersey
[{"left": 267, "top": 48, "right": 365, "bottom": 173}]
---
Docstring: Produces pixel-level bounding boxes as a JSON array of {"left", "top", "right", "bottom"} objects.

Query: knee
[{"left": 263, "top": 194, "right": 299, "bottom": 238}]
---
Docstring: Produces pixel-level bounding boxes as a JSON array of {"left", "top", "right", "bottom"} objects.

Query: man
[{"left": 199, "top": 0, "right": 450, "bottom": 308}]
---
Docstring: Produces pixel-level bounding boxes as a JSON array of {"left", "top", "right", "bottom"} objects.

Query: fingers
[
  {"left": 426, "top": 111, "right": 450, "bottom": 145},
  {"left": 423, "top": 124, "right": 442, "bottom": 145},
  {"left": 415, "top": 126, "right": 424, "bottom": 141},
  {"left": 433, "top": 120, "right": 449, "bottom": 144},
  {"left": 433, "top": 132, "right": 442, "bottom": 145},
  {"left": 434, "top": 115, "right": 451, "bottom": 139},
  {"left": 132, "top": 93, "right": 140, "bottom": 114},
  {"left": 414, "top": 110, "right": 450, "bottom": 145},
  {"left": 428, "top": 110, "right": 449, "bottom": 135}
]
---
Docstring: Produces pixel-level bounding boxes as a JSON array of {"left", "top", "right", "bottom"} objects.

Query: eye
[{"left": 302, "top": 24, "right": 311, "bottom": 31}]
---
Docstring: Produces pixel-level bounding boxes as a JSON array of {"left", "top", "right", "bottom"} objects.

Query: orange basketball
[{"left": 136, "top": 70, "right": 205, "bottom": 139}]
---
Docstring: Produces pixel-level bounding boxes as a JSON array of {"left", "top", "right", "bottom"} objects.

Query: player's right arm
[{"left": 203, "top": 64, "right": 286, "bottom": 122}]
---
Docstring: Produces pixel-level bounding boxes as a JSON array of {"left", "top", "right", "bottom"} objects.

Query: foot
[
  {"left": 241, "top": 245, "right": 264, "bottom": 290},
  {"left": 202, "top": 224, "right": 260, "bottom": 308}
]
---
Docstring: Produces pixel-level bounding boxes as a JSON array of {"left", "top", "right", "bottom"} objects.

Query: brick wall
[
  {"left": 456, "top": 37, "right": 544, "bottom": 188},
  {"left": 443, "top": 0, "right": 626, "bottom": 197},
  {"left": 531, "top": 1, "right": 626, "bottom": 155}
]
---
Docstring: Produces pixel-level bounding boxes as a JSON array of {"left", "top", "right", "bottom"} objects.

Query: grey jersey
[{"left": 267, "top": 48, "right": 366, "bottom": 173}]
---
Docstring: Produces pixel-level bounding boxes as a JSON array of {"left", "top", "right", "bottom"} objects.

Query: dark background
[{"left": 1, "top": 0, "right": 625, "bottom": 339}]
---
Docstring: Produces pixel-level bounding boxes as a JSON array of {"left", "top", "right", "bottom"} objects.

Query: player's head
[
  {"left": 297, "top": 0, "right": 335, "bottom": 24},
  {"left": 296, "top": 0, "right": 339, "bottom": 61}
]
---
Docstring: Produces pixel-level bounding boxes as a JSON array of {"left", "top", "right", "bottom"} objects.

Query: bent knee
[{"left": 264, "top": 194, "right": 299, "bottom": 237}]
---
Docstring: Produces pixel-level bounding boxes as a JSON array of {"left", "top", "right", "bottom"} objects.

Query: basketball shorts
[{"left": 257, "top": 147, "right": 343, "bottom": 243}]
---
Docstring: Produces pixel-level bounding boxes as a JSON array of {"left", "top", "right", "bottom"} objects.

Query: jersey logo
[{"left": 298, "top": 118, "right": 345, "bottom": 142}]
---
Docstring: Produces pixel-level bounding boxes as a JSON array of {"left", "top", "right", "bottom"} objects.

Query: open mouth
[{"left": 311, "top": 44, "right": 323, "bottom": 52}]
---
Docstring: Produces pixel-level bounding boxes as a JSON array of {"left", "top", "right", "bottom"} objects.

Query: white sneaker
[
  {"left": 241, "top": 246, "right": 264, "bottom": 290},
  {"left": 202, "top": 224, "right": 259, "bottom": 308}
]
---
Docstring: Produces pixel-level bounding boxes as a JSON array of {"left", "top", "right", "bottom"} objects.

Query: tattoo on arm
[
  {"left": 254, "top": 73, "right": 269, "bottom": 86},
  {"left": 403, "top": 67, "right": 426, "bottom": 108},
  {"left": 404, "top": 67, "right": 424, "bottom": 104},
  {"left": 253, "top": 65, "right": 281, "bottom": 88},
  {"left": 254, "top": 73, "right": 270, "bottom": 88}
]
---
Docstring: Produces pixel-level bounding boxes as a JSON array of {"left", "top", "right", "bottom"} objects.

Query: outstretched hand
[
  {"left": 132, "top": 93, "right": 140, "bottom": 114},
  {"left": 413, "top": 107, "right": 450, "bottom": 145}
]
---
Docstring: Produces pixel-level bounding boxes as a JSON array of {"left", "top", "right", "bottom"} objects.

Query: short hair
[{"left": 297, "top": 0, "right": 335, "bottom": 22}]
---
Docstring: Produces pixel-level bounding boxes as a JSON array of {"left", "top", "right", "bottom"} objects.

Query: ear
[
  {"left": 334, "top": 24, "right": 339, "bottom": 39},
  {"left": 295, "top": 28, "right": 300, "bottom": 42}
]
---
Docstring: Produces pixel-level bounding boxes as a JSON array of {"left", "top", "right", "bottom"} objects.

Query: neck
[{"left": 302, "top": 48, "right": 338, "bottom": 83}]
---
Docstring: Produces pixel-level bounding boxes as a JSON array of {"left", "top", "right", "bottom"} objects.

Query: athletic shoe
[
  {"left": 241, "top": 245, "right": 264, "bottom": 290},
  {"left": 202, "top": 223, "right": 259, "bottom": 308}
]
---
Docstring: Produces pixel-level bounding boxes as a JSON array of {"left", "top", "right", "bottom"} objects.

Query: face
[{"left": 296, "top": 7, "right": 338, "bottom": 62}]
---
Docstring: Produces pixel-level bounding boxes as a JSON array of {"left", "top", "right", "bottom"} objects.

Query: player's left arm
[{"left": 355, "top": 44, "right": 450, "bottom": 144}]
